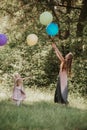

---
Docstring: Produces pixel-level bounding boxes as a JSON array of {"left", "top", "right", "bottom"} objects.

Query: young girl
[
  {"left": 52, "top": 43, "right": 73, "bottom": 104},
  {"left": 12, "top": 73, "right": 26, "bottom": 106}
]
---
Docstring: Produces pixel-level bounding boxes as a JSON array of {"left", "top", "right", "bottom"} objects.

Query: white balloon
[
  {"left": 40, "top": 11, "right": 53, "bottom": 25},
  {"left": 27, "top": 34, "right": 38, "bottom": 46}
]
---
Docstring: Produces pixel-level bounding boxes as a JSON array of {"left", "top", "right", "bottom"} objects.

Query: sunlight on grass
[
  {"left": 0, "top": 87, "right": 87, "bottom": 110},
  {"left": 25, "top": 88, "right": 53, "bottom": 103},
  {"left": 69, "top": 94, "right": 87, "bottom": 110}
]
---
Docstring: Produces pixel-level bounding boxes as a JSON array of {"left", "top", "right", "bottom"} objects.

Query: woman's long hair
[
  {"left": 65, "top": 52, "right": 73, "bottom": 75},
  {"left": 62, "top": 52, "right": 73, "bottom": 75}
]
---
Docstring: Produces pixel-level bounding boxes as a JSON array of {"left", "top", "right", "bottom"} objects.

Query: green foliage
[
  {"left": 70, "top": 59, "right": 87, "bottom": 96},
  {"left": 0, "top": 0, "right": 87, "bottom": 96},
  {"left": 44, "top": 48, "right": 59, "bottom": 84}
]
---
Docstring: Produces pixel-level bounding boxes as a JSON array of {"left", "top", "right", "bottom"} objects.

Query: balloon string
[{"left": 49, "top": 36, "right": 55, "bottom": 43}]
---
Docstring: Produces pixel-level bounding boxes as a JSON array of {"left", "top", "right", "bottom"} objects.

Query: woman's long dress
[{"left": 54, "top": 70, "right": 68, "bottom": 104}]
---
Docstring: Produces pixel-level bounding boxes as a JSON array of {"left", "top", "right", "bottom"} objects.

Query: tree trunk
[{"left": 76, "top": 0, "right": 87, "bottom": 36}]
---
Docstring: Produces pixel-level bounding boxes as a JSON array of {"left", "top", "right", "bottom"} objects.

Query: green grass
[{"left": 0, "top": 100, "right": 87, "bottom": 130}]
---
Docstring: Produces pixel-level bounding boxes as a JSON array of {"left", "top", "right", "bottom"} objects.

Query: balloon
[
  {"left": 27, "top": 34, "right": 38, "bottom": 46},
  {"left": 40, "top": 11, "right": 53, "bottom": 25},
  {"left": 0, "top": 34, "right": 8, "bottom": 46},
  {"left": 46, "top": 22, "right": 59, "bottom": 36}
]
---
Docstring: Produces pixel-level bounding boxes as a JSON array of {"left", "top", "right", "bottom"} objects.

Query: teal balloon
[{"left": 46, "top": 23, "right": 59, "bottom": 36}]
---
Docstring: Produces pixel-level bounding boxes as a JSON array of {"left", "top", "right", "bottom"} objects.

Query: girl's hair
[
  {"left": 14, "top": 73, "right": 20, "bottom": 78},
  {"left": 62, "top": 52, "right": 73, "bottom": 75},
  {"left": 16, "top": 78, "right": 23, "bottom": 86}
]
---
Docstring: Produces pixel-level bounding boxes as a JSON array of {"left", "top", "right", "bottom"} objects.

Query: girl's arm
[
  {"left": 52, "top": 43, "right": 64, "bottom": 62},
  {"left": 22, "top": 75, "right": 32, "bottom": 80}
]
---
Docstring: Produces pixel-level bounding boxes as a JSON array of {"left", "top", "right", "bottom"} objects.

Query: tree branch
[
  {"left": 57, "top": 3, "right": 82, "bottom": 10},
  {"left": 45, "top": 0, "right": 82, "bottom": 10},
  {"left": 0, "top": 8, "right": 15, "bottom": 17}
]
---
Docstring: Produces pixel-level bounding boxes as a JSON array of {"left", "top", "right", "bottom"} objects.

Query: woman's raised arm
[{"left": 52, "top": 43, "right": 64, "bottom": 62}]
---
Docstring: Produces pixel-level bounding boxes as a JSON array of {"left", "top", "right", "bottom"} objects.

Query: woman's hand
[
  {"left": 51, "top": 43, "right": 57, "bottom": 49},
  {"left": 51, "top": 43, "right": 64, "bottom": 62}
]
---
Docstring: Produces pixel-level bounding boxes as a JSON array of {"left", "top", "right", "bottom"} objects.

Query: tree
[{"left": 0, "top": 0, "right": 87, "bottom": 95}]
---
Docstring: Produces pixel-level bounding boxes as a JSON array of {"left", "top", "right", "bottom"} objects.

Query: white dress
[{"left": 12, "top": 86, "right": 26, "bottom": 101}]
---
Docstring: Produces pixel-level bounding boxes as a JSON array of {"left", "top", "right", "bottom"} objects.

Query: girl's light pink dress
[{"left": 12, "top": 85, "right": 26, "bottom": 101}]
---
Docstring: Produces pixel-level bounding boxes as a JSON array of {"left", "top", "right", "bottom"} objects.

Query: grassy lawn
[{"left": 0, "top": 88, "right": 87, "bottom": 130}]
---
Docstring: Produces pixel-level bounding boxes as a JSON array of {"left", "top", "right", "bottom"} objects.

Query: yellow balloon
[
  {"left": 27, "top": 34, "right": 38, "bottom": 46},
  {"left": 40, "top": 11, "right": 53, "bottom": 25}
]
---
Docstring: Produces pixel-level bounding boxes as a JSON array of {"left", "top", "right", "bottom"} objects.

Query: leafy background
[{"left": 0, "top": 0, "right": 87, "bottom": 96}]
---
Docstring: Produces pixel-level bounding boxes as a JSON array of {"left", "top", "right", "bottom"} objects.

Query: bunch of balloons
[
  {"left": 26, "top": 11, "right": 59, "bottom": 46},
  {"left": 0, "top": 34, "right": 8, "bottom": 46},
  {"left": 39, "top": 11, "right": 59, "bottom": 36}
]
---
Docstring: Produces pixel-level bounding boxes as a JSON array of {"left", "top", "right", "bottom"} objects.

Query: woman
[{"left": 52, "top": 43, "right": 73, "bottom": 104}]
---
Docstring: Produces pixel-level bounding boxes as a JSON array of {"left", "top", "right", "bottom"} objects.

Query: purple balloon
[{"left": 0, "top": 34, "right": 8, "bottom": 46}]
